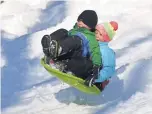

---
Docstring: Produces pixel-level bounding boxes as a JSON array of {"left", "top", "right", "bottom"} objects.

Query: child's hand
[
  {"left": 84, "top": 74, "right": 96, "bottom": 87},
  {"left": 84, "top": 65, "right": 100, "bottom": 87}
]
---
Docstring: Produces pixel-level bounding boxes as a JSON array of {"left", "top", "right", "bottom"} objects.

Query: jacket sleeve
[
  {"left": 95, "top": 47, "right": 116, "bottom": 82},
  {"left": 88, "top": 40, "right": 102, "bottom": 66},
  {"left": 95, "top": 66, "right": 115, "bottom": 82}
]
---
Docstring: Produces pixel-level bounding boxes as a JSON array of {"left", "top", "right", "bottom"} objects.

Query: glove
[{"left": 84, "top": 65, "right": 100, "bottom": 87}]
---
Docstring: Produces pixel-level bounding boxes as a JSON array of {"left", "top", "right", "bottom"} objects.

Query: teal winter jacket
[{"left": 95, "top": 42, "right": 116, "bottom": 82}]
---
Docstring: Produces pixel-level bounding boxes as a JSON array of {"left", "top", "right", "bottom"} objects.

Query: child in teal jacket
[{"left": 85, "top": 21, "right": 118, "bottom": 91}]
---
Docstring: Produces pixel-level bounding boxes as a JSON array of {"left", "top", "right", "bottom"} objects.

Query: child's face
[
  {"left": 95, "top": 29, "right": 105, "bottom": 42},
  {"left": 77, "top": 21, "right": 91, "bottom": 29}
]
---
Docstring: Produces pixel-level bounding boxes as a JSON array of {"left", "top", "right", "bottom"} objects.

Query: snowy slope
[
  {"left": 0, "top": 0, "right": 66, "bottom": 39},
  {"left": 1, "top": 0, "right": 152, "bottom": 114}
]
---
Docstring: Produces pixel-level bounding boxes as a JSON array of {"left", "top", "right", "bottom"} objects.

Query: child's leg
[
  {"left": 50, "top": 29, "right": 68, "bottom": 43},
  {"left": 44, "top": 35, "right": 82, "bottom": 60},
  {"left": 41, "top": 29, "right": 68, "bottom": 58},
  {"left": 58, "top": 36, "right": 82, "bottom": 57},
  {"left": 65, "top": 56, "right": 93, "bottom": 79},
  {"left": 94, "top": 80, "right": 110, "bottom": 91}
]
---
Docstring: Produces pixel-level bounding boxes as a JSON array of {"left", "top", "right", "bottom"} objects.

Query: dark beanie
[{"left": 77, "top": 10, "right": 98, "bottom": 29}]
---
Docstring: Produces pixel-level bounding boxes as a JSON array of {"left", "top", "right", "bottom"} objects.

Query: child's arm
[
  {"left": 88, "top": 39, "right": 102, "bottom": 66},
  {"left": 95, "top": 66, "right": 116, "bottom": 82},
  {"left": 95, "top": 48, "right": 116, "bottom": 82}
]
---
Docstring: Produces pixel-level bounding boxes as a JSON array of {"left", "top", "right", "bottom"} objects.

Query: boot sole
[{"left": 41, "top": 35, "right": 51, "bottom": 48}]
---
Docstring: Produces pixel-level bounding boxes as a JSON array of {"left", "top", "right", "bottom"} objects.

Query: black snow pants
[{"left": 50, "top": 28, "right": 93, "bottom": 79}]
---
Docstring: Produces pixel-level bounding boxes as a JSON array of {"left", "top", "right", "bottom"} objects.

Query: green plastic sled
[{"left": 41, "top": 58, "right": 101, "bottom": 95}]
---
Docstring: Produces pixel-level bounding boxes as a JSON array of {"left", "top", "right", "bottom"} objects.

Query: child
[
  {"left": 86, "top": 21, "right": 118, "bottom": 91},
  {"left": 41, "top": 10, "right": 102, "bottom": 80}
]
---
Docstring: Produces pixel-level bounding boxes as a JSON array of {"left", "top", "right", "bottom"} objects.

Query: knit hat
[
  {"left": 96, "top": 21, "right": 118, "bottom": 42},
  {"left": 77, "top": 10, "right": 98, "bottom": 29}
]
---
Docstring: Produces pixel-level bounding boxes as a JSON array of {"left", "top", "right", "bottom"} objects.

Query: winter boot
[
  {"left": 41, "top": 35, "right": 52, "bottom": 57},
  {"left": 41, "top": 35, "right": 62, "bottom": 59},
  {"left": 49, "top": 39, "right": 63, "bottom": 59},
  {"left": 44, "top": 56, "right": 52, "bottom": 64}
]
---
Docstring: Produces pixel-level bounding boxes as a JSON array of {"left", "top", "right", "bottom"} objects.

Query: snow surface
[
  {"left": 0, "top": 48, "right": 6, "bottom": 68},
  {"left": 1, "top": 0, "right": 152, "bottom": 114}
]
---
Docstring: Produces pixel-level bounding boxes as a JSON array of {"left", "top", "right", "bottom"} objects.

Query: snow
[
  {"left": 1, "top": 0, "right": 152, "bottom": 114},
  {"left": 0, "top": 47, "right": 6, "bottom": 68},
  {"left": 0, "top": 54, "right": 6, "bottom": 68},
  {"left": 105, "top": 86, "right": 152, "bottom": 114},
  {"left": 0, "top": 0, "right": 41, "bottom": 39},
  {"left": 0, "top": 0, "right": 66, "bottom": 39}
]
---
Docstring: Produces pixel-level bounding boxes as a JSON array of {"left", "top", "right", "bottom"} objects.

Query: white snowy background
[{"left": 1, "top": 0, "right": 152, "bottom": 114}]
